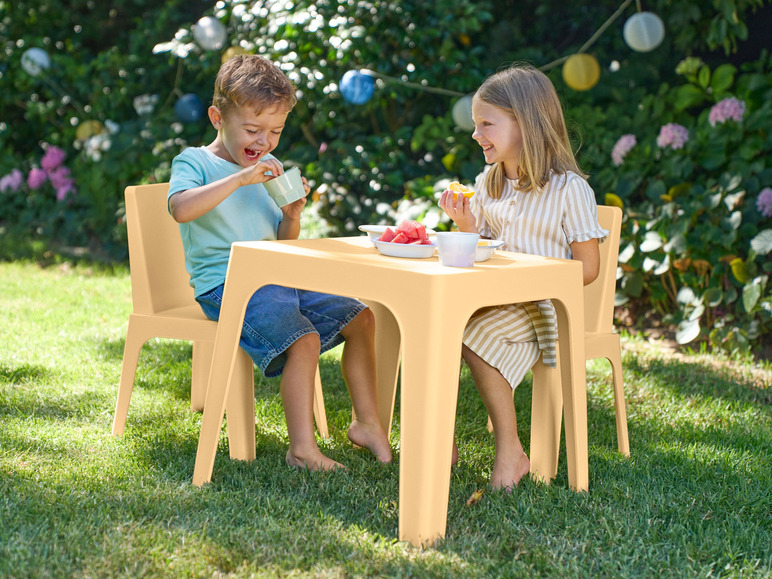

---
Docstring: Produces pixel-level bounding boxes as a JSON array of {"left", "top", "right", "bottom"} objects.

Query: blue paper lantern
[
  {"left": 174, "top": 93, "right": 204, "bottom": 123},
  {"left": 339, "top": 70, "right": 375, "bottom": 105}
]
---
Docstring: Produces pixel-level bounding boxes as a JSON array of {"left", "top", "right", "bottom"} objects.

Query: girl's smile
[{"left": 472, "top": 98, "right": 523, "bottom": 179}]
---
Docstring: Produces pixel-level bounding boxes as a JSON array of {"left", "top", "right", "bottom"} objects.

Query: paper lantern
[
  {"left": 193, "top": 16, "right": 227, "bottom": 51},
  {"left": 623, "top": 12, "right": 665, "bottom": 52},
  {"left": 76, "top": 120, "right": 105, "bottom": 140},
  {"left": 21, "top": 47, "right": 51, "bottom": 76},
  {"left": 222, "top": 46, "right": 249, "bottom": 64},
  {"left": 452, "top": 95, "right": 475, "bottom": 131},
  {"left": 562, "top": 53, "right": 600, "bottom": 91},
  {"left": 174, "top": 93, "right": 205, "bottom": 123},
  {"left": 339, "top": 70, "right": 374, "bottom": 105}
]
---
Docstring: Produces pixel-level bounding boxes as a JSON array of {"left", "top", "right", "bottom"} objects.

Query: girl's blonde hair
[
  {"left": 475, "top": 63, "right": 586, "bottom": 198},
  {"left": 213, "top": 55, "right": 297, "bottom": 117}
]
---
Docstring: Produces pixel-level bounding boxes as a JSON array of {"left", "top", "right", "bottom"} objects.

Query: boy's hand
[
  {"left": 439, "top": 188, "right": 477, "bottom": 232},
  {"left": 281, "top": 176, "right": 310, "bottom": 220},
  {"left": 236, "top": 157, "right": 284, "bottom": 188}
]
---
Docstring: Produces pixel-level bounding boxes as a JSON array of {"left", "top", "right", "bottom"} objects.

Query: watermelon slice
[
  {"left": 391, "top": 232, "right": 410, "bottom": 244},
  {"left": 378, "top": 227, "right": 396, "bottom": 242}
]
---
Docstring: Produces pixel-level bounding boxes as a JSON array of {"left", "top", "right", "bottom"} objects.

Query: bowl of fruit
[{"left": 360, "top": 221, "right": 437, "bottom": 258}]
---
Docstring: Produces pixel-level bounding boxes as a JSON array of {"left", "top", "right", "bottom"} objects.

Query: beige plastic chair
[
  {"left": 111, "top": 183, "right": 329, "bottom": 442},
  {"left": 488, "top": 205, "right": 629, "bottom": 482}
]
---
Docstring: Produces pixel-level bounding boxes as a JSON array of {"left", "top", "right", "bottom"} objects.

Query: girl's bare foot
[
  {"left": 490, "top": 450, "right": 530, "bottom": 491},
  {"left": 347, "top": 419, "right": 392, "bottom": 463},
  {"left": 285, "top": 448, "right": 344, "bottom": 471},
  {"left": 452, "top": 438, "right": 459, "bottom": 466}
]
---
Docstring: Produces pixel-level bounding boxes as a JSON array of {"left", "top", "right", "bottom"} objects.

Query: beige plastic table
[{"left": 192, "top": 236, "right": 588, "bottom": 547}]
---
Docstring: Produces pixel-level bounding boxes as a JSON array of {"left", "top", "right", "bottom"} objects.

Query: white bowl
[
  {"left": 373, "top": 240, "right": 437, "bottom": 259},
  {"left": 475, "top": 239, "right": 505, "bottom": 262},
  {"left": 359, "top": 224, "right": 437, "bottom": 245}
]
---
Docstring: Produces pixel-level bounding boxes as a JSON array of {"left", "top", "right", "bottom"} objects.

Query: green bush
[{"left": 590, "top": 56, "right": 772, "bottom": 355}]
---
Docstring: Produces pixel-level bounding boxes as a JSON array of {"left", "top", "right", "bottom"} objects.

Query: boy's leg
[
  {"left": 462, "top": 344, "right": 531, "bottom": 490},
  {"left": 339, "top": 309, "right": 392, "bottom": 463},
  {"left": 281, "top": 332, "right": 343, "bottom": 471}
]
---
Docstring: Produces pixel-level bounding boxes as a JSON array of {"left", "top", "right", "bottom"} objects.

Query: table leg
[
  {"left": 193, "top": 279, "right": 255, "bottom": 487},
  {"left": 397, "top": 307, "right": 469, "bottom": 547},
  {"left": 553, "top": 295, "right": 589, "bottom": 492}
]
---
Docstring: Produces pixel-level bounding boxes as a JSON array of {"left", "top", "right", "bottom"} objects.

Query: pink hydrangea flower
[
  {"left": 0, "top": 168, "right": 24, "bottom": 192},
  {"left": 27, "top": 167, "right": 48, "bottom": 189},
  {"left": 40, "top": 145, "right": 66, "bottom": 171},
  {"left": 709, "top": 97, "right": 745, "bottom": 127},
  {"left": 611, "top": 134, "right": 636, "bottom": 166},
  {"left": 48, "top": 165, "right": 76, "bottom": 201},
  {"left": 656, "top": 123, "right": 689, "bottom": 150},
  {"left": 757, "top": 187, "right": 772, "bottom": 218}
]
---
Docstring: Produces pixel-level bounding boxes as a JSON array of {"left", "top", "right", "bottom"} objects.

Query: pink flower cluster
[
  {"left": 0, "top": 146, "right": 75, "bottom": 201},
  {"left": 709, "top": 97, "right": 745, "bottom": 127},
  {"left": 656, "top": 123, "right": 689, "bottom": 150},
  {"left": 757, "top": 187, "right": 772, "bottom": 218},
  {"left": 611, "top": 134, "right": 637, "bottom": 166}
]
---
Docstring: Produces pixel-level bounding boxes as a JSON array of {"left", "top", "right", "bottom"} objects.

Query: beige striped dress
[{"left": 463, "top": 167, "right": 608, "bottom": 389}]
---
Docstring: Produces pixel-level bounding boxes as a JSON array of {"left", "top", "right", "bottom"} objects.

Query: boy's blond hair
[
  {"left": 475, "top": 64, "right": 586, "bottom": 198},
  {"left": 212, "top": 54, "right": 297, "bottom": 116}
]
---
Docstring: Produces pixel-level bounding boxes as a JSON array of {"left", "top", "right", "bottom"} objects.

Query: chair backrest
[
  {"left": 584, "top": 205, "right": 622, "bottom": 334},
  {"left": 125, "top": 183, "right": 196, "bottom": 314}
]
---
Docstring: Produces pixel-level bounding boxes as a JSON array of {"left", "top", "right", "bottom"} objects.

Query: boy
[{"left": 168, "top": 55, "right": 391, "bottom": 470}]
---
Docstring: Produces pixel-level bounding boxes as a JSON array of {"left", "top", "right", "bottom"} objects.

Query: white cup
[
  {"left": 436, "top": 231, "right": 480, "bottom": 267},
  {"left": 264, "top": 166, "right": 306, "bottom": 207}
]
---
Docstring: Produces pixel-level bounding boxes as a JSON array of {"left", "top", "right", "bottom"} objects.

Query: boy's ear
[{"left": 208, "top": 106, "right": 223, "bottom": 129}]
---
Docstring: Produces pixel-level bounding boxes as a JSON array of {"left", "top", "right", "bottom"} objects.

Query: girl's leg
[
  {"left": 338, "top": 309, "right": 392, "bottom": 462},
  {"left": 282, "top": 332, "right": 343, "bottom": 470},
  {"left": 462, "top": 344, "right": 530, "bottom": 490}
]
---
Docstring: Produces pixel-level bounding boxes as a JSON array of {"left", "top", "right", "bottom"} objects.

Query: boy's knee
[
  {"left": 287, "top": 332, "right": 321, "bottom": 358},
  {"left": 345, "top": 307, "right": 375, "bottom": 338}
]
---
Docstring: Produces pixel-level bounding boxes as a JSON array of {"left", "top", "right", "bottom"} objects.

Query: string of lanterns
[{"left": 20, "top": 0, "right": 666, "bottom": 129}]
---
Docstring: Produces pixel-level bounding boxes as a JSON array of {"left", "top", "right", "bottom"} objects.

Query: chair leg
[
  {"left": 191, "top": 340, "right": 213, "bottom": 413},
  {"left": 112, "top": 325, "right": 146, "bottom": 436},
  {"left": 313, "top": 365, "right": 329, "bottom": 439},
  {"left": 607, "top": 342, "right": 630, "bottom": 456},
  {"left": 529, "top": 357, "right": 563, "bottom": 483},
  {"left": 225, "top": 348, "right": 257, "bottom": 462}
]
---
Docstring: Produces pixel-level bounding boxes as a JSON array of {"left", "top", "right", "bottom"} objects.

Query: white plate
[
  {"left": 373, "top": 239, "right": 437, "bottom": 259},
  {"left": 358, "top": 224, "right": 437, "bottom": 245},
  {"left": 475, "top": 239, "right": 505, "bottom": 262}
]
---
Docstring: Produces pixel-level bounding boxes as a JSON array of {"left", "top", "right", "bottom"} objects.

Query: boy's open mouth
[{"left": 245, "top": 148, "right": 262, "bottom": 161}]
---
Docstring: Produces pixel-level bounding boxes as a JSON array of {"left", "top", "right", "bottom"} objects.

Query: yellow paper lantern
[
  {"left": 562, "top": 53, "right": 600, "bottom": 91},
  {"left": 76, "top": 120, "right": 105, "bottom": 140},
  {"left": 221, "top": 46, "right": 249, "bottom": 64}
]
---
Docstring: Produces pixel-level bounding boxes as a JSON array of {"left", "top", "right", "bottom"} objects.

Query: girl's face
[
  {"left": 471, "top": 98, "right": 523, "bottom": 179},
  {"left": 208, "top": 103, "right": 289, "bottom": 167}
]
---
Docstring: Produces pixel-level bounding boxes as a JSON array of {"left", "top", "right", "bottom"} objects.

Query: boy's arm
[{"left": 169, "top": 157, "right": 284, "bottom": 223}]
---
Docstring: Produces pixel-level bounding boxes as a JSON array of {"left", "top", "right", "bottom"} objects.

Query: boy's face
[{"left": 208, "top": 103, "right": 290, "bottom": 167}]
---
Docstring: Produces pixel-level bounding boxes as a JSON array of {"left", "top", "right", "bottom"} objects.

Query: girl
[{"left": 439, "top": 64, "right": 607, "bottom": 490}]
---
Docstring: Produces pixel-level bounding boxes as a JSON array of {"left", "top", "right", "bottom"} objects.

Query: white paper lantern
[
  {"left": 21, "top": 47, "right": 51, "bottom": 76},
  {"left": 193, "top": 16, "right": 227, "bottom": 51},
  {"left": 452, "top": 95, "right": 475, "bottom": 131},
  {"left": 623, "top": 12, "right": 665, "bottom": 52}
]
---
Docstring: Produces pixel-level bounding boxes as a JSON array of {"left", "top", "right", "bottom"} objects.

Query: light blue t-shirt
[{"left": 168, "top": 146, "right": 283, "bottom": 297}]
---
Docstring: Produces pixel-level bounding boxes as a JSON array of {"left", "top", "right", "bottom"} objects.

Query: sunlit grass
[{"left": 1, "top": 260, "right": 770, "bottom": 577}]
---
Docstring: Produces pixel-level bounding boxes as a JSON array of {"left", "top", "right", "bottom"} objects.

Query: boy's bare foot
[
  {"left": 347, "top": 419, "right": 392, "bottom": 463},
  {"left": 285, "top": 448, "right": 344, "bottom": 471},
  {"left": 490, "top": 450, "right": 530, "bottom": 491}
]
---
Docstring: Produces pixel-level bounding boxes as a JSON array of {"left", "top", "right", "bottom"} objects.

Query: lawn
[{"left": 1, "top": 259, "right": 770, "bottom": 577}]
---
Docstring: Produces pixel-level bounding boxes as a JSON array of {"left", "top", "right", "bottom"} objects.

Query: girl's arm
[{"left": 570, "top": 238, "right": 600, "bottom": 286}]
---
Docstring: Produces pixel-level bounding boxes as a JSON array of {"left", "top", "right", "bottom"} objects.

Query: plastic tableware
[
  {"left": 264, "top": 167, "right": 306, "bottom": 207},
  {"left": 358, "top": 224, "right": 437, "bottom": 245},
  {"left": 436, "top": 231, "right": 479, "bottom": 267},
  {"left": 475, "top": 239, "right": 505, "bottom": 262},
  {"left": 373, "top": 240, "right": 436, "bottom": 259}
]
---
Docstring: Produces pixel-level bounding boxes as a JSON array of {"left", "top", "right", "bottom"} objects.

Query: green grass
[{"left": 1, "top": 260, "right": 770, "bottom": 577}]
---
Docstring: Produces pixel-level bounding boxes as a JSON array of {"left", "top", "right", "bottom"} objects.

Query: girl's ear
[{"left": 208, "top": 106, "right": 223, "bottom": 130}]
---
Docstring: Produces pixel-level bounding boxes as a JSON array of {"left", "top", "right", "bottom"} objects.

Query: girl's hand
[{"left": 439, "top": 189, "right": 477, "bottom": 232}]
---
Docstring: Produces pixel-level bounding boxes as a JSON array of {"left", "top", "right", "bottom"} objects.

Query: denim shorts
[{"left": 196, "top": 284, "right": 366, "bottom": 377}]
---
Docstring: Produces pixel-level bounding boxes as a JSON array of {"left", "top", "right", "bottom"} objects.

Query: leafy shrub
[{"left": 592, "top": 56, "right": 772, "bottom": 355}]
